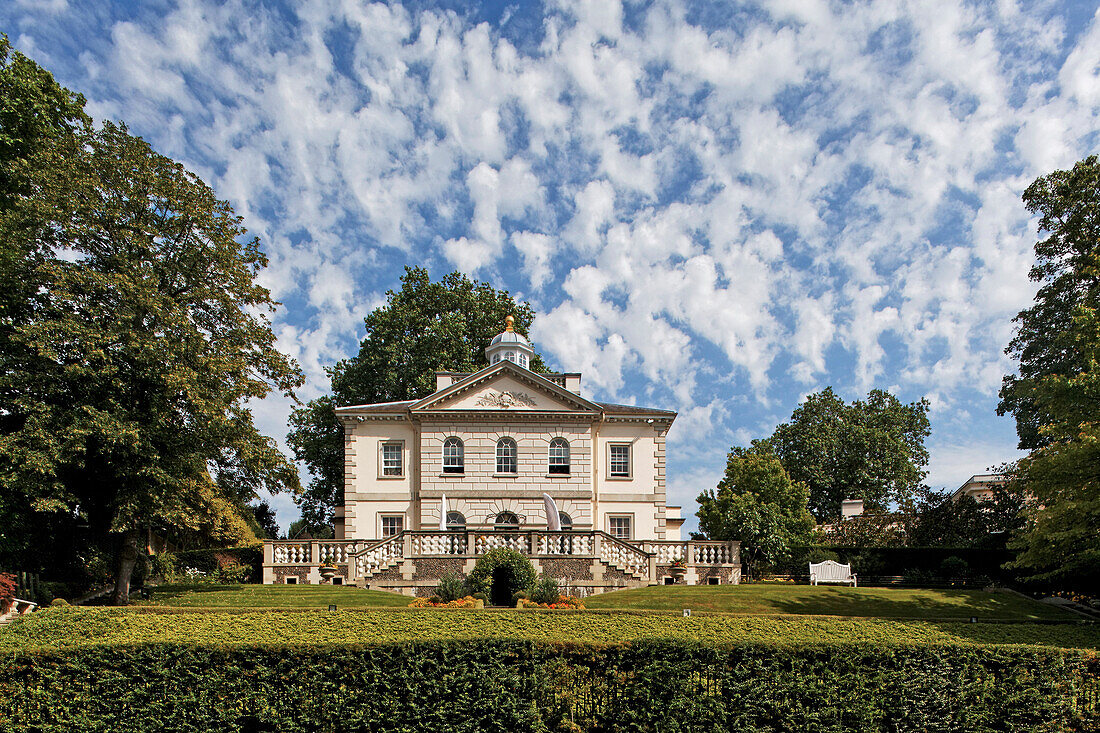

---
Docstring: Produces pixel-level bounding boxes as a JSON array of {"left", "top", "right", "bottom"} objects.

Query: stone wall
[
  {"left": 273, "top": 566, "right": 308, "bottom": 584},
  {"left": 539, "top": 558, "right": 593, "bottom": 582}
]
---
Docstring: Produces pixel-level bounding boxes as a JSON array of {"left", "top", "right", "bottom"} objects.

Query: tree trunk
[{"left": 112, "top": 530, "right": 140, "bottom": 605}]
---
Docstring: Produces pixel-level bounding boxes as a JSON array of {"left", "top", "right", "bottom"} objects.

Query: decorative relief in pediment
[{"left": 475, "top": 390, "right": 538, "bottom": 408}]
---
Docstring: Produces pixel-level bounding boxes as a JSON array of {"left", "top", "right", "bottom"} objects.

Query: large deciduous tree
[
  {"left": 288, "top": 267, "right": 545, "bottom": 525},
  {"left": 0, "top": 36, "right": 91, "bottom": 574},
  {"left": 763, "top": 388, "right": 931, "bottom": 521},
  {"left": 0, "top": 39, "right": 302, "bottom": 603},
  {"left": 998, "top": 156, "right": 1100, "bottom": 591},
  {"left": 695, "top": 448, "right": 814, "bottom": 577},
  {"left": 905, "top": 487, "right": 1026, "bottom": 549}
]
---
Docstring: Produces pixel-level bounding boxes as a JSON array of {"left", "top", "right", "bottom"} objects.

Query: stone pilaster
[{"left": 654, "top": 426, "right": 668, "bottom": 539}]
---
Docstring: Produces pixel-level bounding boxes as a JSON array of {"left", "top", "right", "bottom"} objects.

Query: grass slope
[
  {"left": 585, "top": 584, "right": 1078, "bottom": 620},
  {"left": 3, "top": 607, "right": 1097, "bottom": 651},
  {"left": 134, "top": 583, "right": 410, "bottom": 608}
]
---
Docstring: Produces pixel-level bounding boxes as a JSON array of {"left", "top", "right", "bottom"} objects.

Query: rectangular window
[
  {"left": 284, "top": 576, "right": 297, "bottom": 585},
  {"left": 381, "top": 515, "right": 404, "bottom": 537},
  {"left": 608, "top": 516, "right": 632, "bottom": 541},
  {"left": 609, "top": 444, "right": 631, "bottom": 478},
  {"left": 381, "top": 442, "right": 403, "bottom": 477}
]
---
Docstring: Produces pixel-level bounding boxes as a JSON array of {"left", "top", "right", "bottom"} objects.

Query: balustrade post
[{"left": 648, "top": 553, "right": 657, "bottom": 583}]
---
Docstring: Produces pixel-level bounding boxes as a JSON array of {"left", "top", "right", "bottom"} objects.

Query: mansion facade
[{"left": 263, "top": 319, "right": 740, "bottom": 594}]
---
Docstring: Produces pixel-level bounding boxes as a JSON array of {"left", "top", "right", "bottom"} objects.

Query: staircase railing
[
  {"left": 350, "top": 534, "right": 404, "bottom": 577},
  {"left": 598, "top": 533, "right": 650, "bottom": 577}
]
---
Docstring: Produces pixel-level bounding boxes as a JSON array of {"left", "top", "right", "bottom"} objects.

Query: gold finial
[{"left": 505, "top": 315, "right": 515, "bottom": 332}]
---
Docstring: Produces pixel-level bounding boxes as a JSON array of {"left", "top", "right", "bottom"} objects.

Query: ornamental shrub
[
  {"left": 158, "top": 547, "right": 262, "bottom": 583},
  {"left": 0, "top": 572, "right": 16, "bottom": 613},
  {"left": 434, "top": 571, "right": 469, "bottom": 602},
  {"left": 940, "top": 555, "right": 969, "bottom": 579},
  {"left": 529, "top": 574, "right": 560, "bottom": 605},
  {"left": 467, "top": 548, "right": 537, "bottom": 606}
]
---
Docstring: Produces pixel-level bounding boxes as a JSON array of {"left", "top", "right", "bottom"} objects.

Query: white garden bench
[{"left": 809, "top": 560, "right": 857, "bottom": 587}]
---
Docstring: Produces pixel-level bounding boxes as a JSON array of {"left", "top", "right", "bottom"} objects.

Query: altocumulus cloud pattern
[{"left": 6, "top": 0, "right": 1099, "bottom": 529}]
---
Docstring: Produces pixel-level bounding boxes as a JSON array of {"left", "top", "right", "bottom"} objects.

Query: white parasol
[{"left": 542, "top": 492, "right": 561, "bottom": 531}]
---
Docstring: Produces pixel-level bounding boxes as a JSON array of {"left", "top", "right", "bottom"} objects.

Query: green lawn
[
  {"left": 134, "top": 583, "right": 410, "bottom": 608},
  {"left": 136, "top": 583, "right": 1080, "bottom": 621},
  {"left": 585, "top": 583, "right": 1079, "bottom": 620},
  {"left": 2, "top": 607, "right": 1097, "bottom": 651}
]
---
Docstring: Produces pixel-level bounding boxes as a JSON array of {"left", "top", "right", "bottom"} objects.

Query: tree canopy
[
  {"left": 695, "top": 448, "right": 813, "bottom": 577},
  {"left": 0, "top": 39, "right": 302, "bottom": 602},
  {"left": 287, "top": 267, "right": 546, "bottom": 525},
  {"left": 761, "top": 388, "right": 931, "bottom": 521},
  {"left": 998, "top": 155, "right": 1100, "bottom": 591}
]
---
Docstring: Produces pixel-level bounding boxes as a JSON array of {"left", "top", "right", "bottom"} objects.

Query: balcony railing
[{"left": 268, "top": 533, "right": 738, "bottom": 579}]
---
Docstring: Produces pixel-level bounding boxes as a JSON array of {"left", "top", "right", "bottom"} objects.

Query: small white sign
[{"left": 682, "top": 609, "right": 691, "bottom": 617}]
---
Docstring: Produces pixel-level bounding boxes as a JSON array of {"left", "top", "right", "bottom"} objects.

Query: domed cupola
[{"left": 486, "top": 316, "right": 534, "bottom": 370}]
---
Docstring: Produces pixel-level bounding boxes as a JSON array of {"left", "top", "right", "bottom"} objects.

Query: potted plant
[
  {"left": 670, "top": 558, "right": 687, "bottom": 582},
  {"left": 319, "top": 563, "right": 338, "bottom": 582}
]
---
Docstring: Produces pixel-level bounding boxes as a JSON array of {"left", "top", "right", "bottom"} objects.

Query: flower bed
[
  {"left": 518, "top": 596, "right": 585, "bottom": 610},
  {"left": 408, "top": 595, "right": 484, "bottom": 609}
]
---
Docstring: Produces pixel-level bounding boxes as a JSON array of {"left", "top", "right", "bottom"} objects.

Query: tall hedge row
[{"left": 1, "top": 641, "right": 1096, "bottom": 732}]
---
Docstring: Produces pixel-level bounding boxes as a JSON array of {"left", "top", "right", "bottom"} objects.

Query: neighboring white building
[
  {"left": 263, "top": 318, "right": 738, "bottom": 593},
  {"left": 951, "top": 473, "right": 1007, "bottom": 502}
]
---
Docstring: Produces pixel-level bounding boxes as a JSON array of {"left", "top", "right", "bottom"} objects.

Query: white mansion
[{"left": 263, "top": 318, "right": 740, "bottom": 594}]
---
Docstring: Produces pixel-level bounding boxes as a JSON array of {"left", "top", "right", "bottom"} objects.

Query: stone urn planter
[
  {"left": 670, "top": 564, "right": 687, "bottom": 583},
  {"left": 319, "top": 565, "right": 338, "bottom": 582}
]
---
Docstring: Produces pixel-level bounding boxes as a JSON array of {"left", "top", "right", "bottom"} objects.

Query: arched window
[
  {"left": 496, "top": 437, "right": 517, "bottom": 474},
  {"left": 446, "top": 511, "right": 466, "bottom": 530},
  {"left": 505, "top": 351, "right": 516, "bottom": 362},
  {"left": 495, "top": 511, "right": 520, "bottom": 530},
  {"left": 548, "top": 438, "right": 570, "bottom": 474},
  {"left": 492, "top": 354, "right": 501, "bottom": 364},
  {"left": 558, "top": 512, "right": 573, "bottom": 530},
  {"left": 442, "top": 437, "right": 464, "bottom": 474},
  {"left": 519, "top": 354, "right": 528, "bottom": 368}
]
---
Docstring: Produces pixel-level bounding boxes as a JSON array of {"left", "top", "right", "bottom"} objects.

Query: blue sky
[{"left": 5, "top": 0, "right": 1100, "bottom": 533}]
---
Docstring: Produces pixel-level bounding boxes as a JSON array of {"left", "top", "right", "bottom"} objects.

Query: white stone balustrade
[
  {"left": 412, "top": 533, "right": 467, "bottom": 555},
  {"left": 537, "top": 532, "right": 592, "bottom": 556},
  {"left": 600, "top": 536, "right": 649, "bottom": 577},
  {"left": 272, "top": 542, "right": 311, "bottom": 564},
  {"left": 642, "top": 541, "right": 687, "bottom": 564},
  {"left": 472, "top": 532, "right": 531, "bottom": 555},
  {"left": 317, "top": 542, "right": 358, "bottom": 564},
  {"left": 355, "top": 534, "right": 404, "bottom": 576},
  {"left": 693, "top": 542, "right": 733, "bottom": 565}
]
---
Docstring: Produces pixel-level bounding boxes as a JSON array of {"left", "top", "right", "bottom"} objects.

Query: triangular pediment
[{"left": 412, "top": 362, "right": 600, "bottom": 413}]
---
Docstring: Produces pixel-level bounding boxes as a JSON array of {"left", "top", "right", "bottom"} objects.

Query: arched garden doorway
[{"left": 467, "top": 548, "right": 537, "bottom": 607}]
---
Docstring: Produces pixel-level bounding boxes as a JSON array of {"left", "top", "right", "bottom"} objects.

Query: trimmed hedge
[
  {"left": 779, "top": 546, "right": 1017, "bottom": 582},
  {"left": 1, "top": 641, "right": 1096, "bottom": 731}
]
